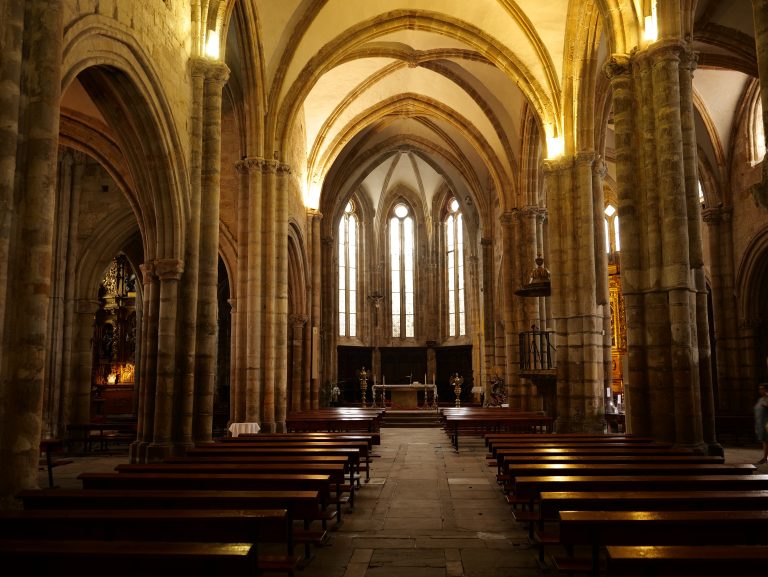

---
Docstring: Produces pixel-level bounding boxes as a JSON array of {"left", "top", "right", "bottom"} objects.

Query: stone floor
[{"left": 40, "top": 429, "right": 768, "bottom": 577}]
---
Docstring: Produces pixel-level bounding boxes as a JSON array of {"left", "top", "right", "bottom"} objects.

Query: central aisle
[{"left": 301, "top": 427, "right": 543, "bottom": 577}]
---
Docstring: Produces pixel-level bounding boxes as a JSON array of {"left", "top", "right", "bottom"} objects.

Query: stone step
[{"left": 381, "top": 410, "right": 442, "bottom": 428}]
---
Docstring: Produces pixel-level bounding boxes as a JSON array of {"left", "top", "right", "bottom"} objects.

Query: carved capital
[
  {"left": 702, "top": 205, "right": 732, "bottom": 225},
  {"left": 140, "top": 262, "right": 156, "bottom": 284},
  {"left": 205, "top": 62, "right": 231, "bottom": 87},
  {"left": 290, "top": 314, "right": 308, "bottom": 328},
  {"left": 499, "top": 211, "right": 517, "bottom": 226},
  {"left": 154, "top": 259, "right": 184, "bottom": 281},
  {"left": 541, "top": 156, "right": 572, "bottom": 173},
  {"left": 603, "top": 54, "right": 631, "bottom": 80}
]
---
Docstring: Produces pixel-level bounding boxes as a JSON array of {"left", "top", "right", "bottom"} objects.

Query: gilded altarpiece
[{"left": 608, "top": 263, "right": 627, "bottom": 395}]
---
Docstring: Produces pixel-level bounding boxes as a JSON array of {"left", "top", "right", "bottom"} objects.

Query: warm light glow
[
  {"left": 305, "top": 179, "right": 321, "bottom": 209},
  {"left": 546, "top": 136, "right": 564, "bottom": 159},
  {"left": 643, "top": 2, "right": 658, "bottom": 43},
  {"left": 106, "top": 373, "right": 117, "bottom": 384},
  {"left": 205, "top": 30, "right": 220, "bottom": 59}
]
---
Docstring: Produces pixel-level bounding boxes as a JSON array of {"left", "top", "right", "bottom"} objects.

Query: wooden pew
[
  {"left": 555, "top": 510, "right": 768, "bottom": 576},
  {"left": 532, "top": 489, "right": 768, "bottom": 569},
  {"left": 65, "top": 421, "right": 136, "bottom": 453},
  {"left": 443, "top": 414, "right": 554, "bottom": 450},
  {"left": 511, "top": 473, "right": 768, "bottom": 511},
  {"left": 484, "top": 433, "right": 657, "bottom": 447},
  {"left": 17, "top": 488, "right": 324, "bottom": 561},
  {"left": 225, "top": 431, "right": 381, "bottom": 446},
  {"left": 499, "top": 455, "right": 732, "bottom": 492},
  {"left": 185, "top": 445, "right": 367, "bottom": 482},
  {"left": 605, "top": 545, "right": 768, "bottom": 577},
  {"left": 0, "top": 508, "right": 297, "bottom": 575},
  {"left": 39, "top": 438, "right": 72, "bottom": 489},
  {"left": 77, "top": 471, "right": 338, "bottom": 530},
  {"left": 115, "top": 461, "right": 354, "bottom": 509},
  {"left": 203, "top": 438, "right": 375, "bottom": 481},
  {"left": 0, "top": 539, "right": 258, "bottom": 577}
]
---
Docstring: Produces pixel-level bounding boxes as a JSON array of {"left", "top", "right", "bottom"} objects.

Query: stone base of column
[
  {"left": 146, "top": 443, "right": 172, "bottom": 463},
  {"left": 554, "top": 415, "right": 605, "bottom": 433},
  {"left": 130, "top": 441, "right": 148, "bottom": 463},
  {"left": 260, "top": 421, "right": 277, "bottom": 433},
  {"left": 706, "top": 441, "right": 725, "bottom": 457}
]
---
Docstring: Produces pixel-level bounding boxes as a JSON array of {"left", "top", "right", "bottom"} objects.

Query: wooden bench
[
  {"left": 0, "top": 508, "right": 297, "bottom": 574},
  {"left": 115, "top": 462, "right": 354, "bottom": 510},
  {"left": 17, "top": 488, "right": 324, "bottom": 561},
  {"left": 0, "top": 539, "right": 258, "bottom": 576},
  {"left": 39, "top": 438, "right": 72, "bottom": 489},
  {"left": 65, "top": 422, "right": 136, "bottom": 453},
  {"left": 555, "top": 510, "right": 768, "bottom": 576},
  {"left": 511, "top": 473, "right": 768, "bottom": 511},
  {"left": 226, "top": 431, "right": 381, "bottom": 446},
  {"left": 605, "top": 545, "right": 768, "bottom": 577},
  {"left": 203, "top": 438, "right": 375, "bottom": 481},
  {"left": 443, "top": 414, "right": 554, "bottom": 450},
  {"left": 185, "top": 445, "right": 367, "bottom": 482},
  {"left": 484, "top": 433, "right": 658, "bottom": 448},
  {"left": 531, "top": 489, "right": 768, "bottom": 569},
  {"left": 76, "top": 471, "right": 337, "bottom": 530}
]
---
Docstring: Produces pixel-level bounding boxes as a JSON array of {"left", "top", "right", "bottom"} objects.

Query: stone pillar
[
  {"left": 273, "top": 163, "right": 291, "bottom": 431},
  {"left": 0, "top": 0, "right": 63, "bottom": 507},
  {"left": 194, "top": 61, "right": 230, "bottom": 443},
  {"left": 133, "top": 262, "right": 157, "bottom": 462},
  {"left": 308, "top": 209, "right": 322, "bottom": 410},
  {"left": 148, "top": 259, "right": 184, "bottom": 461},
  {"left": 59, "top": 153, "right": 87, "bottom": 433},
  {"left": 703, "top": 207, "right": 740, "bottom": 407},
  {"left": 0, "top": 0, "right": 25, "bottom": 349},
  {"left": 290, "top": 315, "right": 308, "bottom": 412},
  {"left": 499, "top": 212, "right": 521, "bottom": 408},
  {"left": 750, "top": 0, "right": 768, "bottom": 207},
  {"left": 71, "top": 300, "right": 99, "bottom": 425},
  {"left": 260, "top": 162, "right": 277, "bottom": 431},
  {"left": 240, "top": 158, "right": 264, "bottom": 424},
  {"left": 480, "top": 237, "right": 494, "bottom": 404}
]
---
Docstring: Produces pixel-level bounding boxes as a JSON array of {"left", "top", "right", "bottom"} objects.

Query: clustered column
[{"left": 0, "top": 0, "right": 64, "bottom": 507}]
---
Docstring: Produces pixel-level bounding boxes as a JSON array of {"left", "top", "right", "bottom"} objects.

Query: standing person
[{"left": 755, "top": 383, "right": 768, "bottom": 465}]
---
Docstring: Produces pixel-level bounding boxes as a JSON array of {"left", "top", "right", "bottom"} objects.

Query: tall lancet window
[
  {"left": 390, "top": 203, "right": 415, "bottom": 338},
  {"left": 445, "top": 197, "right": 466, "bottom": 337},
  {"left": 338, "top": 201, "right": 357, "bottom": 337},
  {"left": 604, "top": 204, "right": 620, "bottom": 253}
]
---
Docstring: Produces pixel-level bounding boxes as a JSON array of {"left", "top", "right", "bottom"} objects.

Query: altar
[{"left": 371, "top": 383, "right": 438, "bottom": 409}]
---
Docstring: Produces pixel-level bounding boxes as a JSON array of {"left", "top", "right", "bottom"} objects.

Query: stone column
[
  {"left": 175, "top": 59, "right": 206, "bottom": 450},
  {"left": 194, "top": 61, "right": 230, "bottom": 443},
  {"left": 290, "top": 315, "right": 308, "bottom": 412},
  {"left": 480, "top": 237, "right": 494, "bottom": 403},
  {"left": 241, "top": 158, "right": 264, "bottom": 424},
  {"left": 751, "top": 0, "right": 768, "bottom": 206},
  {"left": 0, "top": 0, "right": 25, "bottom": 348},
  {"left": 260, "top": 162, "right": 277, "bottom": 431},
  {"left": 59, "top": 153, "right": 86, "bottom": 435},
  {"left": 0, "top": 0, "right": 63, "bottom": 507},
  {"left": 499, "top": 212, "right": 521, "bottom": 407},
  {"left": 71, "top": 300, "right": 98, "bottom": 424},
  {"left": 308, "top": 209, "right": 322, "bottom": 410},
  {"left": 133, "top": 262, "right": 157, "bottom": 462},
  {"left": 703, "top": 206, "right": 740, "bottom": 407},
  {"left": 148, "top": 259, "right": 184, "bottom": 461},
  {"left": 273, "top": 163, "right": 291, "bottom": 431}
]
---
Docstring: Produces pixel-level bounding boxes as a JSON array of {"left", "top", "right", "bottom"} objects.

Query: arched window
[
  {"left": 390, "top": 203, "right": 415, "bottom": 338},
  {"left": 605, "top": 204, "right": 620, "bottom": 253},
  {"left": 445, "top": 198, "right": 466, "bottom": 337},
  {"left": 338, "top": 201, "right": 357, "bottom": 337}
]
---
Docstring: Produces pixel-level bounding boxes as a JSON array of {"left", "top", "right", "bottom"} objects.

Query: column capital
[
  {"left": 603, "top": 54, "right": 632, "bottom": 80},
  {"left": 154, "top": 258, "right": 184, "bottom": 281},
  {"left": 190, "top": 58, "right": 231, "bottom": 85},
  {"left": 499, "top": 211, "right": 517, "bottom": 226},
  {"left": 575, "top": 151, "right": 596, "bottom": 166},
  {"left": 541, "top": 156, "right": 572, "bottom": 173},
  {"left": 702, "top": 205, "right": 732, "bottom": 225},
  {"left": 306, "top": 208, "right": 323, "bottom": 220},
  {"left": 290, "top": 314, "right": 308, "bottom": 328},
  {"left": 140, "top": 262, "right": 156, "bottom": 284}
]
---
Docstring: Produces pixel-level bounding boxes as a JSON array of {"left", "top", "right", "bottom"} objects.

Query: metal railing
[{"left": 519, "top": 329, "right": 556, "bottom": 371}]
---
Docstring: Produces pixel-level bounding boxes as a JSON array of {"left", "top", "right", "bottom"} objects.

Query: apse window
[
  {"left": 605, "top": 204, "right": 620, "bottom": 253},
  {"left": 338, "top": 200, "right": 358, "bottom": 337},
  {"left": 446, "top": 197, "right": 466, "bottom": 337},
  {"left": 390, "top": 203, "right": 415, "bottom": 338}
]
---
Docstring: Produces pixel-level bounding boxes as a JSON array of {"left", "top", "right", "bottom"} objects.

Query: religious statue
[
  {"left": 359, "top": 366, "right": 368, "bottom": 408},
  {"left": 451, "top": 372, "right": 464, "bottom": 407}
]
